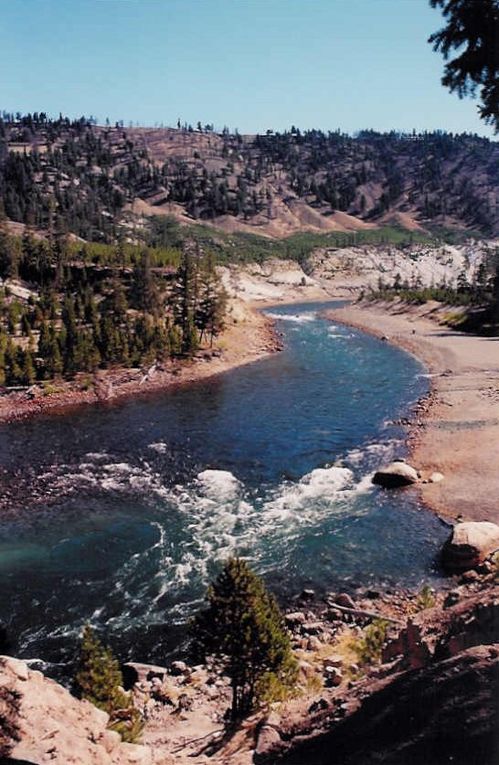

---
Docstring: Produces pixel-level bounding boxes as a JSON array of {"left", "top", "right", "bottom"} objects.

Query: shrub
[
  {"left": 415, "top": 583, "right": 436, "bottom": 611},
  {"left": 350, "top": 619, "right": 389, "bottom": 666}
]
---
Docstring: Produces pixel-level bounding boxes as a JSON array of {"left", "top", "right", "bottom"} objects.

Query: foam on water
[
  {"left": 264, "top": 311, "right": 317, "bottom": 323},
  {"left": 0, "top": 301, "right": 446, "bottom": 668},
  {"left": 31, "top": 450, "right": 379, "bottom": 634},
  {"left": 148, "top": 442, "right": 168, "bottom": 454},
  {"left": 196, "top": 469, "right": 242, "bottom": 501}
]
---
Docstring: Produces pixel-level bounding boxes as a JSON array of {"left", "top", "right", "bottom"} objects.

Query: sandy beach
[{"left": 327, "top": 301, "right": 499, "bottom": 525}]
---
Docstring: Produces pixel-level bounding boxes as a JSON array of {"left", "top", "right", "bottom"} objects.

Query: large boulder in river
[
  {"left": 442, "top": 521, "right": 499, "bottom": 572},
  {"left": 372, "top": 461, "right": 419, "bottom": 488}
]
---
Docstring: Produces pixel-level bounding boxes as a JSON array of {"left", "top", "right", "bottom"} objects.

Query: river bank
[
  {"left": 326, "top": 300, "right": 499, "bottom": 525},
  {"left": 0, "top": 300, "right": 283, "bottom": 423},
  {"left": 0, "top": 262, "right": 332, "bottom": 423}
]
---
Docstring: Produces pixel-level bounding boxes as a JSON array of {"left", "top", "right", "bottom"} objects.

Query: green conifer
[
  {"left": 74, "top": 625, "right": 143, "bottom": 743},
  {"left": 191, "top": 558, "right": 298, "bottom": 720}
]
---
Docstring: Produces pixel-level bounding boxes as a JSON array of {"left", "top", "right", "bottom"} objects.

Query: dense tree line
[{"left": 0, "top": 222, "right": 226, "bottom": 387}]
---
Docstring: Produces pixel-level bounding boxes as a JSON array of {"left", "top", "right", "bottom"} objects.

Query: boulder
[
  {"left": 322, "top": 655, "right": 342, "bottom": 669},
  {"left": 122, "top": 661, "right": 168, "bottom": 689},
  {"left": 442, "top": 521, "right": 499, "bottom": 572},
  {"left": 335, "top": 593, "right": 356, "bottom": 609},
  {"left": 299, "top": 588, "right": 316, "bottom": 601},
  {"left": 285, "top": 611, "right": 307, "bottom": 628},
  {"left": 429, "top": 471, "right": 444, "bottom": 483},
  {"left": 297, "top": 660, "right": 316, "bottom": 680},
  {"left": 170, "top": 660, "right": 189, "bottom": 676},
  {"left": 302, "top": 621, "right": 325, "bottom": 635},
  {"left": 307, "top": 636, "right": 323, "bottom": 651},
  {"left": 324, "top": 666, "right": 343, "bottom": 687},
  {"left": 372, "top": 462, "right": 419, "bottom": 488},
  {"left": 255, "top": 724, "right": 282, "bottom": 757}
]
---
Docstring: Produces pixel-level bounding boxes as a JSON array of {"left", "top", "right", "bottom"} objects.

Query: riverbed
[{"left": 0, "top": 302, "right": 448, "bottom": 674}]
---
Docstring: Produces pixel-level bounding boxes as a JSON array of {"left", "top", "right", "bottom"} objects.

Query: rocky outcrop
[
  {"left": 442, "top": 521, "right": 499, "bottom": 571},
  {"left": 256, "top": 585, "right": 499, "bottom": 765},
  {"left": 0, "top": 656, "right": 164, "bottom": 765},
  {"left": 372, "top": 461, "right": 419, "bottom": 488},
  {"left": 122, "top": 662, "right": 169, "bottom": 690},
  {"left": 382, "top": 585, "right": 499, "bottom": 669},
  {"left": 266, "top": 645, "right": 499, "bottom": 765}
]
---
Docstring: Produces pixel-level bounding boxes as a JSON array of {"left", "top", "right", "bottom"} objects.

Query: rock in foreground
[
  {"left": 442, "top": 521, "right": 499, "bottom": 571},
  {"left": 372, "top": 461, "right": 419, "bottom": 488},
  {"left": 0, "top": 656, "right": 160, "bottom": 765}
]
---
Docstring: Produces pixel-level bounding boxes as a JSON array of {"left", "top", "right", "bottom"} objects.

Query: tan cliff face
[
  {"left": 217, "top": 240, "right": 496, "bottom": 302},
  {"left": 0, "top": 656, "right": 163, "bottom": 765}
]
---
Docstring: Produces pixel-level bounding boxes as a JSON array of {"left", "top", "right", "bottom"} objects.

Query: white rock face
[
  {"left": 0, "top": 656, "right": 159, "bottom": 765},
  {"left": 306, "top": 241, "right": 493, "bottom": 294},
  {"left": 429, "top": 472, "right": 445, "bottom": 483},
  {"left": 442, "top": 522, "right": 499, "bottom": 571},
  {"left": 372, "top": 462, "right": 419, "bottom": 488}
]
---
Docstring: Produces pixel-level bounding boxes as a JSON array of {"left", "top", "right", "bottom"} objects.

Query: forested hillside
[
  {"left": 1, "top": 112, "right": 498, "bottom": 243},
  {"left": 0, "top": 224, "right": 226, "bottom": 387}
]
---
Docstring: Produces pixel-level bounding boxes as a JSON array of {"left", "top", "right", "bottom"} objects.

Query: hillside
[{"left": 1, "top": 113, "right": 498, "bottom": 244}]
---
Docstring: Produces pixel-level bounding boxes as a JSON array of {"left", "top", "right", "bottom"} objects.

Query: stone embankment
[{"left": 255, "top": 581, "right": 499, "bottom": 765}]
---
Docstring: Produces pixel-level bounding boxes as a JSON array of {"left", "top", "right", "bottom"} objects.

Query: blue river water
[{"left": 0, "top": 302, "right": 448, "bottom": 673}]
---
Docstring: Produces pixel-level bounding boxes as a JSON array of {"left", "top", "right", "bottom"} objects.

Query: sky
[{"left": 0, "top": 0, "right": 495, "bottom": 137}]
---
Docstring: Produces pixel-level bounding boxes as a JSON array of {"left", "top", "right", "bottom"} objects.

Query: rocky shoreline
[
  {"left": 325, "top": 300, "right": 499, "bottom": 525},
  {"left": 4, "top": 572, "right": 498, "bottom": 765},
  {"left": 3, "top": 292, "right": 499, "bottom": 764}
]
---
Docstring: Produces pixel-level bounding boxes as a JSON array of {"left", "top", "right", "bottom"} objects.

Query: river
[{"left": 0, "top": 301, "right": 448, "bottom": 675}]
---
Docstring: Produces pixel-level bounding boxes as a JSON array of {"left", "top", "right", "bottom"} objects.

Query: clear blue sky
[{"left": 0, "top": 0, "right": 495, "bottom": 137}]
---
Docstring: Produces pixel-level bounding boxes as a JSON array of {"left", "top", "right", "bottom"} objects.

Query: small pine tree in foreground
[
  {"left": 191, "top": 557, "right": 298, "bottom": 720},
  {"left": 74, "top": 625, "right": 143, "bottom": 743}
]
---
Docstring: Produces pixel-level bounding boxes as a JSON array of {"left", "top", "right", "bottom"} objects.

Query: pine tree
[
  {"left": 0, "top": 332, "right": 7, "bottom": 386},
  {"left": 172, "top": 241, "right": 201, "bottom": 355},
  {"left": 21, "top": 349, "right": 35, "bottom": 385},
  {"left": 132, "top": 250, "right": 159, "bottom": 314},
  {"left": 429, "top": 0, "right": 499, "bottom": 131},
  {"left": 74, "top": 625, "right": 143, "bottom": 743},
  {"left": 196, "top": 253, "right": 226, "bottom": 346},
  {"left": 191, "top": 558, "right": 297, "bottom": 720},
  {"left": 75, "top": 625, "right": 123, "bottom": 709},
  {"left": 4, "top": 340, "right": 22, "bottom": 385}
]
